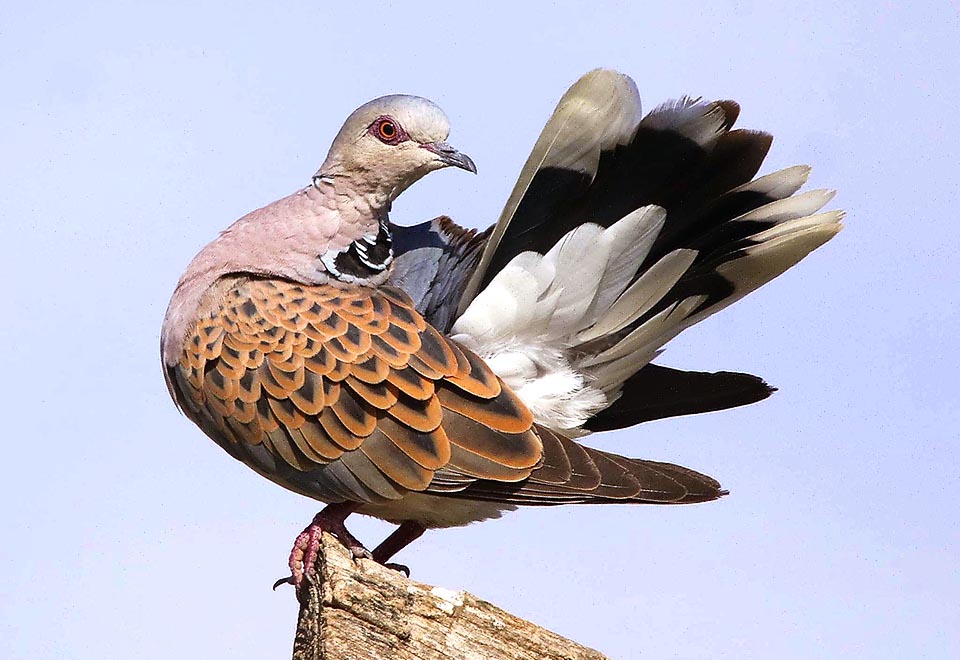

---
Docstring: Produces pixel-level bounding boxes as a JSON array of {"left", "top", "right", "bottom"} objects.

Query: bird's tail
[{"left": 450, "top": 69, "right": 842, "bottom": 433}]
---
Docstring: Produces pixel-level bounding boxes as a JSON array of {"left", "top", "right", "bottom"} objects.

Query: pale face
[{"left": 317, "top": 95, "right": 475, "bottom": 199}]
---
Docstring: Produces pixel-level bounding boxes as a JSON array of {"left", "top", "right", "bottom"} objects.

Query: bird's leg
[
  {"left": 279, "top": 502, "right": 370, "bottom": 590},
  {"left": 371, "top": 520, "right": 426, "bottom": 576}
]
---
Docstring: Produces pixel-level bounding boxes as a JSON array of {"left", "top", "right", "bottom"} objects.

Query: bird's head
[{"left": 315, "top": 94, "right": 476, "bottom": 204}]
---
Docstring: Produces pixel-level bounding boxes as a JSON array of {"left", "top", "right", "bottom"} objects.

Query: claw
[{"left": 273, "top": 575, "right": 293, "bottom": 590}]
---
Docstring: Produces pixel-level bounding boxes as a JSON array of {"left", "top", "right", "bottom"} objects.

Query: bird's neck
[
  {"left": 312, "top": 176, "right": 396, "bottom": 285},
  {"left": 313, "top": 173, "right": 394, "bottom": 224},
  {"left": 315, "top": 153, "right": 426, "bottom": 217}
]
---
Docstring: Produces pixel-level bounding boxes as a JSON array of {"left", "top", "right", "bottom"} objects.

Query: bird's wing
[
  {"left": 168, "top": 276, "right": 720, "bottom": 507},
  {"left": 389, "top": 216, "right": 489, "bottom": 333},
  {"left": 168, "top": 277, "right": 540, "bottom": 505},
  {"left": 447, "top": 426, "right": 723, "bottom": 506}
]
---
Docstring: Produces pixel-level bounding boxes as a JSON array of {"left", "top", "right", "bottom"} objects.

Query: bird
[{"left": 161, "top": 69, "right": 842, "bottom": 587}]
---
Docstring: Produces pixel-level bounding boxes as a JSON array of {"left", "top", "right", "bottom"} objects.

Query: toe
[{"left": 349, "top": 545, "right": 374, "bottom": 561}]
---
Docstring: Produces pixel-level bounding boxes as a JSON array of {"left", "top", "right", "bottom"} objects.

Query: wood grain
[{"left": 292, "top": 533, "right": 610, "bottom": 660}]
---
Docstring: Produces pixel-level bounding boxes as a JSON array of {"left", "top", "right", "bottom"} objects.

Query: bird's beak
[{"left": 421, "top": 141, "right": 477, "bottom": 174}]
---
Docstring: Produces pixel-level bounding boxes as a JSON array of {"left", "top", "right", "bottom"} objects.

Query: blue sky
[{"left": 2, "top": 1, "right": 958, "bottom": 658}]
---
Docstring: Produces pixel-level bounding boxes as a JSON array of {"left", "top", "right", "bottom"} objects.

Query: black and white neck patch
[{"left": 320, "top": 216, "right": 394, "bottom": 283}]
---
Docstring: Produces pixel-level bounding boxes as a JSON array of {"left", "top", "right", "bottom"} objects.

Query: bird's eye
[
  {"left": 378, "top": 121, "right": 396, "bottom": 140},
  {"left": 371, "top": 117, "right": 405, "bottom": 144}
]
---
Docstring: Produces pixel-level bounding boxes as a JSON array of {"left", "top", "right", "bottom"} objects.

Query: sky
[{"left": 2, "top": 1, "right": 958, "bottom": 659}]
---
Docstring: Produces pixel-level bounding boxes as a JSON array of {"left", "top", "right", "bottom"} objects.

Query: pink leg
[
  {"left": 282, "top": 502, "right": 369, "bottom": 589},
  {"left": 371, "top": 521, "right": 426, "bottom": 575}
]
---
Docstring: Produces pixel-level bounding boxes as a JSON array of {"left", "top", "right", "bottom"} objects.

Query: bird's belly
[{"left": 358, "top": 494, "right": 517, "bottom": 529}]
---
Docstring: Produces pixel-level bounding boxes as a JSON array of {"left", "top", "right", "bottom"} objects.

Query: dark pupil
[{"left": 381, "top": 122, "right": 395, "bottom": 137}]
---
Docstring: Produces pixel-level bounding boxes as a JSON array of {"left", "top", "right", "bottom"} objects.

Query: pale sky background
[{"left": 2, "top": 2, "right": 958, "bottom": 659}]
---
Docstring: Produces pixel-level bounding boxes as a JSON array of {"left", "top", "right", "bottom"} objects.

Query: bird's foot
[
  {"left": 274, "top": 513, "right": 425, "bottom": 590},
  {"left": 274, "top": 503, "right": 366, "bottom": 591}
]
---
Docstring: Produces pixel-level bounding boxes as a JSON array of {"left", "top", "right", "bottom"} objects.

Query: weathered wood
[{"left": 291, "top": 533, "right": 610, "bottom": 660}]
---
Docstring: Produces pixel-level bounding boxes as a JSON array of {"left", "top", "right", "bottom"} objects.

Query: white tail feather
[
  {"left": 452, "top": 207, "right": 668, "bottom": 431},
  {"left": 641, "top": 98, "right": 727, "bottom": 148},
  {"left": 582, "top": 206, "right": 666, "bottom": 320},
  {"left": 583, "top": 295, "right": 708, "bottom": 373},
  {"left": 578, "top": 248, "right": 697, "bottom": 342},
  {"left": 585, "top": 296, "right": 708, "bottom": 392},
  {"left": 733, "top": 189, "right": 836, "bottom": 225},
  {"left": 731, "top": 164, "right": 811, "bottom": 199},
  {"left": 451, "top": 72, "right": 842, "bottom": 433},
  {"left": 453, "top": 204, "right": 841, "bottom": 432}
]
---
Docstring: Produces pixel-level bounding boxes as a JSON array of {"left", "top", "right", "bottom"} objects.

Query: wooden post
[{"left": 291, "top": 533, "right": 610, "bottom": 660}]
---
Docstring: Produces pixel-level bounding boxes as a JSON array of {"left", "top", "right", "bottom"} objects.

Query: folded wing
[{"left": 168, "top": 277, "right": 720, "bottom": 511}]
